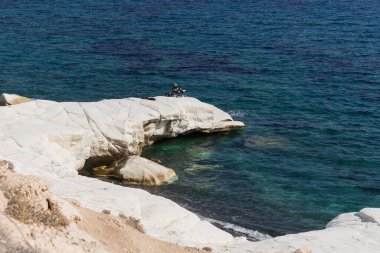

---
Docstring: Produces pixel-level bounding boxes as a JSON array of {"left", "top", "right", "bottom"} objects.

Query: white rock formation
[
  {"left": 1, "top": 95, "right": 380, "bottom": 253},
  {"left": 0, "top": 95, "right": 244, "bottom": 250},
  {"left": 0, "top": 96, "right": 243, "bottom": 178},
  {"left": 91, "top": 156, "right": 176, "bottom": 185},
  {"left": 119, "top": 156, "right": 177, "bottom": 185},
  {"left": 222, "top": 208, "right": 380, "bottom": 253}
]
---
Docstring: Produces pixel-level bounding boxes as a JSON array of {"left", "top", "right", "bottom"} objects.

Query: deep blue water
[{"left": 1, "top": 0, "right": 380, "bottom": 238}]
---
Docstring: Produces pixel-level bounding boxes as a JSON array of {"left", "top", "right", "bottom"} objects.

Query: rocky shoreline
[
  {"left": 1, "top": 94, "right": 379, "bottom": 253},
  {"left": 0, "top": 160, "right": 209, "bottom": 253}
]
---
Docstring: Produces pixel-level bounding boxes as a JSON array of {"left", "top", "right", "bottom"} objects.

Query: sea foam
[{"left": 202, "top": 216, "right": 272, "bottom": 241}]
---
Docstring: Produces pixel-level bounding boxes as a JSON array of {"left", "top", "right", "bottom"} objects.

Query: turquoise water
[{"left": 1, "top": 0, "right": 380, "bottom": 238}]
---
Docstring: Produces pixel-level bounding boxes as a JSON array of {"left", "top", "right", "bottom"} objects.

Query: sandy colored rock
[
  {"left": 0, "top": 161, "right": 67, "bottom": 227},
  {"left": 0, "top": 160, "right": 105, "bottom": 253},
  {"left": 0, "top": 190, "right": 7, "bottom": 213},
  {"left": 294, "top": 247, "right": 312, "bottom": 253},
  {"left": 0, "top": 160, "right": 14, "bottom": 171},
  {"left": 77, "top": 205, "right": 209, "bottom": 253}
]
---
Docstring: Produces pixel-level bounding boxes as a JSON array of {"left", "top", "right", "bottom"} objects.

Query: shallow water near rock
[{"left": 1, "top": 0, "right": 380, "bottom": 239}]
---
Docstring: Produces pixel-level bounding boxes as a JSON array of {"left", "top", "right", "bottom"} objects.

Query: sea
[{"left": 1, "top": 0, "right": 379, "bottom": 240}]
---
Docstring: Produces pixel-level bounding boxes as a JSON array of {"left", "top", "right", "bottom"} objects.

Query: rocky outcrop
[
  {"left": 0, "top": 95, "right": 244, "bottom": 251},
  {"left": 0, "top": 96, "right": 244, "bottom": 178},
  {"left": 119, "top": 156, "right": 177, "bottom": 185}
]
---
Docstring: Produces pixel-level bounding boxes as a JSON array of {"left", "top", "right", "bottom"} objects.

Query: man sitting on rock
[{"left": 166, "top": 83, "right": 185, "bottom": 97}]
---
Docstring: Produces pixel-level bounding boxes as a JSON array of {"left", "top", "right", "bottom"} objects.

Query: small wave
[
  {"left": 201, "top": 216, "right": 272, "bottom": 241},
  {"left": 228, "top": 110, "right": 246, "bottom": 119}
]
